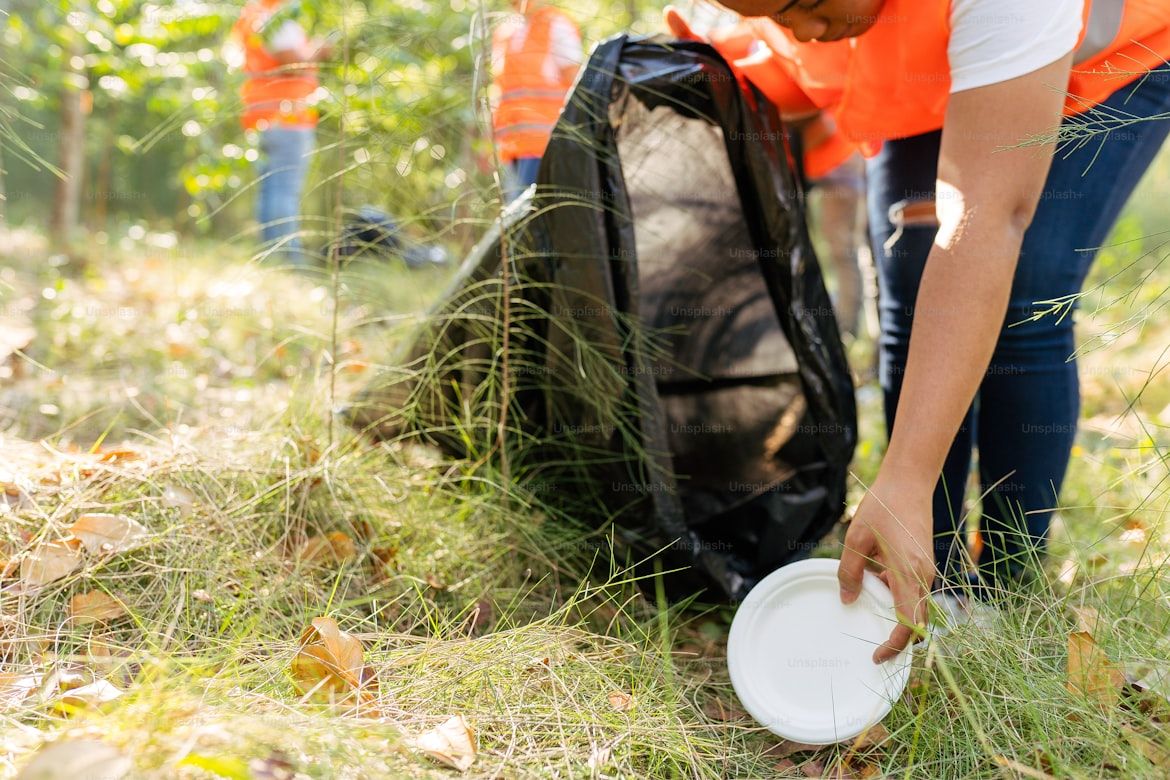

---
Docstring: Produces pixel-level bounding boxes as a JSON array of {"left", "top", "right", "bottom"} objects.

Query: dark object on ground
[
  {"left": 337, "top": 206, "right": 448, "bottom": 268},
  {"left": 346, "top": 35, "right": 856, "bottom": 603}
]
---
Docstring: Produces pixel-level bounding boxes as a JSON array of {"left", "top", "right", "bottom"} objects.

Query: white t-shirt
[
  {"left": 268, "top": 20, "right": 308, "bottom": 55},
  {"left": 948, "top": 0, "right": 1083, "bottom": 93}
]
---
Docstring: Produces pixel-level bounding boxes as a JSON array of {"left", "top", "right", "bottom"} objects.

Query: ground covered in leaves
[{"left": 1, "top": 191, "right": 1169, "bottom": 780}]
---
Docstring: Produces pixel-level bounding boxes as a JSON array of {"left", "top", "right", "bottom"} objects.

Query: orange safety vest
[
  {"left": 491, "top": 6, "right": 578, "bottom": 163},
  {"left": 233, "top": 0, "right": 319, "bottom": 130},
  {"left": 717, "top": 0, "right": 1170, "bottom": 175}
]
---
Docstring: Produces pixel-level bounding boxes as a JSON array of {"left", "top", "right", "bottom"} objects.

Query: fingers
[
  {"left": 837, "top": 524, "right": 872, "bottom": 605},
  {"left": 873, "top": 564, "right": 930, "bottom": 663},
  {"left": 874, "top": 622, "right": 915, "bottom": 663}
]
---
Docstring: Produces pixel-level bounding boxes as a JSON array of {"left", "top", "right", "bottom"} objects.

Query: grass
[{"left": 1, "top": 148, "right": 1169, "bottom": 778}]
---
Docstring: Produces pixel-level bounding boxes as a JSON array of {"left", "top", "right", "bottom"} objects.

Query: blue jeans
[
  {"left": 257, "top": 126, "right": 315, "bottom": 265},
  {"left": 504, "top": 156, "right": 541, "bottom": 202},
  {"left": 866, "top": 65, "right": 1170, "bottom": 588}
]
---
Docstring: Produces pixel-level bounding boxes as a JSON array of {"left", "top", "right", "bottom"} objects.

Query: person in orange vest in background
[
  {"left": 491, "top": 0, "right": 583, "bottom": 201},
  {"left": 674, "top": 0, "right": 1170, "bottom": 659},
  {"left": 229, "top": 0, "right": 332, "bottom": 265}
]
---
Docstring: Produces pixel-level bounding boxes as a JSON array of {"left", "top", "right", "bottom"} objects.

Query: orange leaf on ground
[
  {"left": 20, "top": 541, "right": 83, "bottom": 586},
  {"left": 1066, "top": 630, "right": 1125, "bottom": 709},
  {"left": 607, "top": 690, "right": 633, "bottom": 711},
  {"left": 95, "top": 448, "right": 140, "bottom": 463},
  {"left": 408, "top": 714, "right": 477, "bottom": 771},
  {"left": 1123, "top": 727, "right": 1170, "bottom": 766},
  {"left": 298, "top": 532, "right": 356, "bottom": 564},
  {"left": 67, "top": 513, "right": 149, "bottom": 555},
  {"left": 290, "top": 617, "right": 372, "bottom": 700},
  {"left": 69, "top": 591, "right": 127, "bottom": 625}
]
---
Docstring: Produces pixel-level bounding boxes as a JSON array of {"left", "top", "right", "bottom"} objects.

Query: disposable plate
[{"left": 726, "top": 558, "right": 912, "bottom": 744}]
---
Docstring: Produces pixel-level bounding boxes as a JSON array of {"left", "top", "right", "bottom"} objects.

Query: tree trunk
[
  {"left": 50, "top": 36, "right": 86, "bottom": 242},
  {"left": 91, "top": 103, "right": 116, "bottom": 231}
]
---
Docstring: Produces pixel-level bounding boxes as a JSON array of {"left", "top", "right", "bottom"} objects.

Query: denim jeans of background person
[
  {"left": 230, "top": 0, "right": 331, "bottom": 267},
  {"left": 503, "top": 155, "right": 542, "bottom": 202},
  {"left": 256, "top": 125, "right": 314, "bottom": 264},
  {"left": 867, "top": 63, "right": 1170, "bottom": 592}
]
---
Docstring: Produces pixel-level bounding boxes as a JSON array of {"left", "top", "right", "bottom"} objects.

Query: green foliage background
[{"left": 1, "top": 0, "right": 669, "bottom": 252}]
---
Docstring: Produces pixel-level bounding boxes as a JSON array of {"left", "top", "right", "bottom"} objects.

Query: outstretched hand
[{"left": 838, "top": 477, "right": 936, "bottom": 663}]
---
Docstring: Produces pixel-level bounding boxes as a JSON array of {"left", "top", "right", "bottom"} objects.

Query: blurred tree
[
  {"left": 1, "top": 0, "right": 666, "bottom": 252},
  {"left": 50, "top": 12, "right": 86, "bottom": 240}
]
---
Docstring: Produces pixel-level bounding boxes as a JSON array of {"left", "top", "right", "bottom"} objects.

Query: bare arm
[{"left": 838, "top": 53, "right": 1073, "bottom": 662}]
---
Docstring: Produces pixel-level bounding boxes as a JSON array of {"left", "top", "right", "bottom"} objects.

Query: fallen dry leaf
[
  {"left": 849, "top": 723, "right": 890, "bottom": 751},
  {"left": 298, "top": 532, "right": 357, "bottom": 565},
  {"left": 0, "top": 673, "right": 43, "bottom": 707},
  {"left": 1066, "top": 630, "right": 1125, "bottom": 709},
  {"left": 20, "top": 541, "right": 83, "bottom": 586},
  {"left": 14, "top": 739, "right": 131, "bottom": 780},
  {"left": 607, "top": 690, "right": 633, "bottom": 712},
  {"left": 1123, "top": 667, "right": 1170, "bottom": 720},
  {"left": 69, "top": 591, "right": 127, "bottom": 625},
  {"left": 408, "top": 714, "right": 476, "bottom": 772},
  {"left": 1122, "top": 727, "right": 1170, "bottom": 766},
  {"left": 766, "top": 740, "right": 825, "bottom": 759},
  {"left": 1070, "top": 605, "right": 1102, "bottom": 634},
  {"left": 54, "top": 679, "right": 124, "bottom": 713},
  {"left": 702, "top": 697, "right": 748, "bottom": 722},
  {"left": 425, "top": 572, "right": 446, "bottom": 591},
  {"left": 67, "top": 513, "right": 149, "bottom": 555},
  {"left": 95, "top": 448, "right": 140, "bottom": 464},
  {"left": 587, "top": 741, "right": 615, "bottom": 771},
  {"left": 290, "top": 617, "right": 373, "bottom": 700},
  {"left": 800, "top": 758, "right": 827, "bottom": 777}
]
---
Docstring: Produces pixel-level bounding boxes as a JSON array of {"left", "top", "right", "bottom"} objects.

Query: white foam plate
[{"left": 727, "top": 558, "right": 912, "bottom": 744}]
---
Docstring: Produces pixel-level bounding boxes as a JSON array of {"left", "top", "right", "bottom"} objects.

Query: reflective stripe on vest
[
  {"left": 496, "top": 122, "right": 557, "bottom": 135},
  {"left": 499, "top": 88, "right": 568, "bottom": 101},
  {"left": 1075, "top": 0, "right": 1126, "bottom": 64}
]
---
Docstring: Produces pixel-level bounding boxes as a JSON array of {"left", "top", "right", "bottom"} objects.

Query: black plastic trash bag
[{"left": 347, "top": 35, "right": 857, "bottom": 602}]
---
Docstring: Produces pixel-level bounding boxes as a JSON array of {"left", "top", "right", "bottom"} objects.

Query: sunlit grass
[{"left": 2, "top": 133, "right": 1170, "bottom": 777}]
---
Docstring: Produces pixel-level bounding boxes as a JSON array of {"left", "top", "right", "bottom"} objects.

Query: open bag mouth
[{"left": 346, "top": 35, "right": 857, "bottom": 604}]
